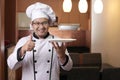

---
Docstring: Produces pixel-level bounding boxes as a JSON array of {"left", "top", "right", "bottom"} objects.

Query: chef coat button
[
  {"left": 46, "top": 71, "right": 49, "bottom": 73},
  {"left": 34, "top": 60, "right": 37, "bottom": 63},
  {"left": 32, "top": 40, "right": 36, "bottom": 42},
  {"left": 48, "top": 49, "right": 51, "bottom": 52},
  {"left": 47, "top": 60, "right": 50, "bottom": 63},
  {"left": 33, "top": 50, "right": 36, "bottom": 52},
  {"left": 35, "top": 71, "right": 37, "bottom": 74}
]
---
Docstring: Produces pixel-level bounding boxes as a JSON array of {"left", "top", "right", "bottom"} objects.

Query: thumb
[{"left": 29, "top": 34, "right": 33, "bottom": 41}]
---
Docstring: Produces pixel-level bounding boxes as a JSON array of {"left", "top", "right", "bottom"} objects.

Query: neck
[{"left": 33, "top": 32, "right": 50, "bottom": 39}]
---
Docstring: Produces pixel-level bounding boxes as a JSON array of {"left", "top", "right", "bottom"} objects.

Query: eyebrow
[{"left": 32, "top": 20, "right": 48, "bottom": 23}]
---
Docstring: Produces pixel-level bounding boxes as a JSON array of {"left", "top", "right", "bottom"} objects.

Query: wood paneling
[
  {"left": 5, "top": 0, "right": 17, "bottom": 44},
  {"left": 0, "top": 0, "right": 5, "bottom": 80},
  {"left": 18, "top": 28, "right": 86, "bottom": 47},
  {"left": 49, "top": 28, "right": 86, "bottom": 47},
  {"left": 16, "top": 0, "right": 91, "bottom": 48},
  {"left": 16, "top": 0, "right": 90, "bottom": 30}
]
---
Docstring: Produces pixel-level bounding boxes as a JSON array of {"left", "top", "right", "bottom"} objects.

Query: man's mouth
[{"left": 38, "top": 29, "right": 45, "bottom": 33}]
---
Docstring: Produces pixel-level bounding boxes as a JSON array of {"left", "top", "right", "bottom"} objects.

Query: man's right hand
[{"left": 20, "top": 35, "right": 35, "bottom": 56}]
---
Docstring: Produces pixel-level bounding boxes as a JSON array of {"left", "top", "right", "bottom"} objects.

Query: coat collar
[{"left": 33, "top": 32, "right": 50, "bottom": 39}]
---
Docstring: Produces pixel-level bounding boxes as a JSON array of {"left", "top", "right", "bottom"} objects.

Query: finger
[
  {"left": 51, "top": 42, "right": 57, "bottom": 49},
  {"left": 29, "top": 34, "right": 33, "bottom": 41},
  {"left": 55, "top": 42, "right": 60, "bottom": 48},
  {"left": 51, "top": 42, "right": 56, "bottom": 48},
  {"left": 61, "top": 42, "right": 66, "bottom": 49},
  {"left": 63, "top": 42, "right": 67, "bottom": 48},
  {"left": 28, "top": 47, "right": 33, "bottom": 51}
]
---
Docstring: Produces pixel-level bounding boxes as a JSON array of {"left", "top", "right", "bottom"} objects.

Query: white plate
[{"left": 48, "top": 38, "right": 76, "bottom": 42}]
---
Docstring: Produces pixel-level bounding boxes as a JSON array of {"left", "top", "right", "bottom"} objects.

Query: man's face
[{"left": 31, "top": 18, "right": 49, "bottom": 38}]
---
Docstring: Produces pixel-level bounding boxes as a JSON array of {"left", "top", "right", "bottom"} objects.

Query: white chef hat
[{"left": 26, "top": 2, "right": 56, "bottom": 23}]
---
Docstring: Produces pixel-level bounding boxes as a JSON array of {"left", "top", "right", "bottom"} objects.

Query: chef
[{"left": 7, "top": 2, "right": 73, "bottom": 80}]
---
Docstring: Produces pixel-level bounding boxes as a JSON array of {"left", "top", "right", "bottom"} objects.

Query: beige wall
[{"left": 91, "top": 0, "right": 120, "bottom": 67}]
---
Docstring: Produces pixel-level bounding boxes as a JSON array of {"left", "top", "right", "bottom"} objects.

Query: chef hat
[{"left": 26, "top": 2, "right": 56, "bottom": 23}]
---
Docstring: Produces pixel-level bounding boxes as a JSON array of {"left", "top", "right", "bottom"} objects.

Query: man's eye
[
  {"left": 32, "top": 21, "right": 48, "bottom": 26},
  {"left": 33, "top": 22, "right": 40, "bottom": 25},
  {"left": 36, "top": 22, "right": 40, "bottom": 25},
  {"left": 42, "top": 21, "right": 48, "bottom": 24}
]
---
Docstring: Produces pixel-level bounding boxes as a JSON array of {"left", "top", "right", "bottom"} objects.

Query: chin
[{"left": 38, "top": 33, "right": 47, "bottom": 37}]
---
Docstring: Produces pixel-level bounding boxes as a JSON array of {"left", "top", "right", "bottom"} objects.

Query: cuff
[
  {"left": 61, "top": 55, "right": 69, "bottom": 66},
  {"left": 17, "top": 47, "right": 25, "bottom": 62}
]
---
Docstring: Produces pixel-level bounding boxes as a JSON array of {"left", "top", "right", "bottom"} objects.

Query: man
[{"left": 7, "top": 2, "right": 73, "bottom": 80}]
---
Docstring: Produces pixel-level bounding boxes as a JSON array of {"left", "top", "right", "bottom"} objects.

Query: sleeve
[
  {"left": 60, "top": 50, "right": 73, "bottom": 71},
  {"left": 7, "top": 37, "right": 27, "bottom": 70},
  {"left": 52, "top": 36, "right": 73, "bottom": 71},
  {"left": 17, "top": 47, "right": 26, "bottom": 61},
  {"left": 61, "top": 55, "right": 69, "bottom": 66}
]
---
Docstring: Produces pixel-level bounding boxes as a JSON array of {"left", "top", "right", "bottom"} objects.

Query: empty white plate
[{"left": 48, "top": 38, "right": 76, "bottom": 42}]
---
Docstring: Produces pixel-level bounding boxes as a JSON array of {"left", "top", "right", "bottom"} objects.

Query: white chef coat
[{"left": 7, "top": 34, "right": 73, "bottom": 80}]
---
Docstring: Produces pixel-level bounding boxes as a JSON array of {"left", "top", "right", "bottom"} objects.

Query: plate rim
[{"left": 48, "top": 38, "right": 76, "bottom": 42}]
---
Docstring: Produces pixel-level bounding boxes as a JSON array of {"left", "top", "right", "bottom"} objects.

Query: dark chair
[
  {"left": 102, "top": 64, "right": 120, "bottom": 80},
  {"left": 70, "top": 53, "right": 102, "bottom": 69},
  {"left": 60, "top": 53, "right": 102, "bottom": 80}
]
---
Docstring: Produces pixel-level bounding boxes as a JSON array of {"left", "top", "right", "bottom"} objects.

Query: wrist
[
  {"left": 17, "top": 47, "right": 25, "bottom": 61},
  {"left": 58, "top": 54, "right": 66, "bottom": 64},
  {"left": 20, "top": 47, "right": 26, "bottom": 57},
  {"left": 58, "top": 55, "right": 69, "bottom": 66},
  {"left": 58, "top": 54, "right": 66, "bottom": 60}
]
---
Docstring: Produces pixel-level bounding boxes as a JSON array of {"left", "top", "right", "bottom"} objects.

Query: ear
[{"left": 30, "top": 23, "right": 33, "bottom": 30}]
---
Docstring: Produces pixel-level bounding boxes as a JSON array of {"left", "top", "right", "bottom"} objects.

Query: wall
[
  {"left": 16, "top": 0, "right": 91, "bottom": 47},
  {"left": 18, "top": 28, "right": 86, "bottom": 47},
  {"left": 16, "top": 0, "right": 90, "bottom": 30},
  {"left": 49, "top": 28, "right": 86, "bottom": 47},
  {"left": 91, "top": 0, "right": 120, "bottom": 67}
]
